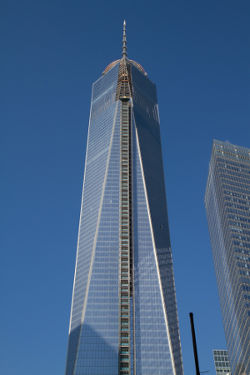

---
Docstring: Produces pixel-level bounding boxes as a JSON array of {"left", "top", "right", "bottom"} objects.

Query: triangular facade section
[{"left": 132, "top": 116, "right": 176, "bottom": 375}]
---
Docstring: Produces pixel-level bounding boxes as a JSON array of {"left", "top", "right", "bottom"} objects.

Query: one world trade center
[{"left": 65, "top": 22, "right": 183, "bottom": 375}]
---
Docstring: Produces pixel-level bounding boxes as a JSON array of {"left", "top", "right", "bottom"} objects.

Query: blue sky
[{"left": 1, "top": 1, "right": 249, "bottom": 374}]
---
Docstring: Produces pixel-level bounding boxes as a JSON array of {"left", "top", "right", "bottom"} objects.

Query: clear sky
[{"left": 1, "top": 1, "right": 249, "bottom": 374}]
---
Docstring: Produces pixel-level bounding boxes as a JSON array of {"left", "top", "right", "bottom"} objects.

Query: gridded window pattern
[
  {"left": 213, "top": 350, "right": 231, "bottom": 375},
  {"left": 205, "top": 140, "right": 250, "bottom": 375}
]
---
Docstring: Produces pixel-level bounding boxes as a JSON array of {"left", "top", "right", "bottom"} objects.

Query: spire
[{"left": 122, "top": 20, "right": 127, "bottom": 58}]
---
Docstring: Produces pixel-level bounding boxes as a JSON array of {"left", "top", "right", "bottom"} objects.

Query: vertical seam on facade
[
  {"left": 131, "top": 111, "right": 136, "bottom": 375},
  {"left": 135, "top": 127, "right": 177, "bottom": 375}
]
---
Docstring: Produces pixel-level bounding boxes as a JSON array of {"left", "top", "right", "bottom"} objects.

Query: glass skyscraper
[
  {"left": 205, "top": 140, "right": 250, "bottom": 375},
  {"left": 65, "top": 22, "right": 183, "bottom": 375}
]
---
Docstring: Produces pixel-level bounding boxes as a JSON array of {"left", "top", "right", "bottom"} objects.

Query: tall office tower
[
  {"left": 65, "top": 22, "right": 183, "bottom": 375},
  {"left": 205, "top": 140, "right": 250, "bottom": 375},
  {"left": 213, "top": 350, "right": 231, "bottom": 375}
]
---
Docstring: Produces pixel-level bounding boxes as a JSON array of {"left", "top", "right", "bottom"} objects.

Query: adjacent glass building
[
  {"left": 205, "top": 140, "right": 250, "bottom": 375},
  {"left": 64, "top": 23, "right": 183, "bottom": 375},
  {"left": 213, "top": 350, "right": 231, "bottom": 375}
]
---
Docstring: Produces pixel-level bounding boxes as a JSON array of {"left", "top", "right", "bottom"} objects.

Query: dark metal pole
[{"left": 189, "top": 312, "right": 201, "bottom": 375}]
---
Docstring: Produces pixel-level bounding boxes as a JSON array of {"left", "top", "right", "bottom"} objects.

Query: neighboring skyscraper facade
[
  {"left": 213, "top": 350, "right": 231, "bottom": 375},
  {"left": 64, "top": 23, "right": 183, "bottom": 375},
  {"left": 205, "top": 140, "right": 250, "bottom": 375}
]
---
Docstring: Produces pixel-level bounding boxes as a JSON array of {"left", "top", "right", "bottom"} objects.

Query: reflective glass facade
[
  {"left": 65, "top": 54, "right": 183, "bottom": 375},
  {"left": 205, "top": 140, "right": 250, "bottom": 375}
]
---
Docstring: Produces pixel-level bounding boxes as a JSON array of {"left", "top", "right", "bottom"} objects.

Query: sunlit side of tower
[
  {"left": 205, "top": 140, "right": 250, "bottom": 375},
  {"left": 65, "top": 22, "right": 183, "bottom": 375}
]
